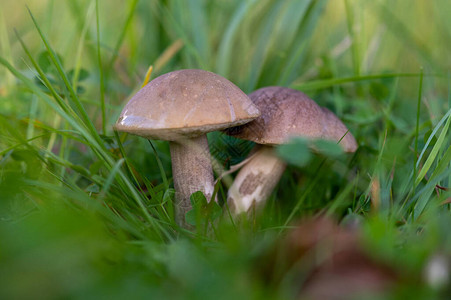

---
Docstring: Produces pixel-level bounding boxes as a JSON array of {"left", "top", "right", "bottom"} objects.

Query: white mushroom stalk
[
  {"left": 169, "top": 136, "right": 215, "bottom": 223},
  {"left": 227, "top": 146, "right": 286, "bottom": 214}
]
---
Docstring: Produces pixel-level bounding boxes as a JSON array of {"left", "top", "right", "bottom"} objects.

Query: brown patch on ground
[{"left": 255, "top": 217, "right": 397, "bottom": 300}]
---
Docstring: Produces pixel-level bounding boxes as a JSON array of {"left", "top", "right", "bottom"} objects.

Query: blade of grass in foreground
[{"left": 25, "top": 176, "right": 149, "bottom": 239}]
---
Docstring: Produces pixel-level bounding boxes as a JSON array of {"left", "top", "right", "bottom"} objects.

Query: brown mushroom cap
[
  {"left": 227, "top": 86, "right": 325, "bottom": 145},
  {"left": 114, "top": 69, "right": 260, "bottom": 140},
  {"left": 227, "top": 86, "right": 357, "bottom": 152},
  {"left": 320, "top": 107, "right": 358, "bottom": 152}
]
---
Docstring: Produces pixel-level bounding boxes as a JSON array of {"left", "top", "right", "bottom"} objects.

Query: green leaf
[
  {"left": 76, "top": 85, "right": 86, "bottom": 95},
  {"left": 185, "top": 191, "right": 221, "bottom": 228},
  {"left": 10, "top": 149, "right": 42, "bottom": 179},
  {"left": 37, "top": 51, "right": 51, "bottom": 72},
  {"left": 276, "top": 137, "right": 312, "bottom": 167},
  {"left": 185, "top": 191, "right": 207, "bottom": 226},
  {"left": 89, "top": 160, "right": 104, "bottom": 174},
  {"left": 68, "top": 68, "right": 89, "bottom": 82},
  {"left": 86, "top": 184, "right": 100, "bottom": 193},
  {"left": 312, "top": 139, "right": 344, "bottom": 158},
  {"left": 369, "top": 81, "right": 390, "bottom": 100}
]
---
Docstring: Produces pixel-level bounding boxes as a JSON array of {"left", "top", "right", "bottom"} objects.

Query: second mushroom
[{"left": 226, "top": 86, "right": 357, "bottom": 214}]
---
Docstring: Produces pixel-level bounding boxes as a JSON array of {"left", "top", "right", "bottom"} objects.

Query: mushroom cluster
[
  {"left": 114, "top": 69, "right": 260, "bottom": 227},
  {"left": 115, "top": 70, "right": 357, "bottom": 227}
]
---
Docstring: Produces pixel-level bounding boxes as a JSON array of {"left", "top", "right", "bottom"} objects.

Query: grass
[{"left": 0, "top": 0, "right": 451, "bottom": 299}]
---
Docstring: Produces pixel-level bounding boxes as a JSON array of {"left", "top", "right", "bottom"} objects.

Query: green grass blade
[
  {"left": 0, "top": 115, "right": 46, "bottom": 164},
  {"left": 216, "top": 0, "right": 258, "bottom": 76},
  {"left": 256, "top": 0, "right": 320, "bottom": 87},
  {"left": 326, "top": 177, "right": 359, "bottom": 215},
  {"left": 428, "top": 145, "right": 451, "bottom": 183},
  {"left": 148, "top": 140, "right": 169, "bottom": 190},
  {"left": 414, "top": 69, "right": 424, "bottom": 182},
  {"left": 0, "top": 134, "right": 48, "bottom": 156},
  {"left": 27, "top": 7, "right": 99, "bottom": 139},
  {"left": 14, "top": 30, "right": 72, "bottom": 116},
  {"left": 0, "top": 10, "right": 14, "bottom": 92},
  {"left": 0, "top": 56, "right": 169, "bottom": 238},
  {"left": 185, "top": 0, "right": 210, "bottom": 66},
  {"left": 71, "top": 1, "right": 95, "bottom": 91},
  {"left": 282, "top": 159, "right": 327, "bottom": 228},
  {"left": 0, "top": 57, "right": 90, "bottom": 141},
  {"left": 415, "top": 112, "right": 451, "bottom": 186},
  {"left": 411, "top": 170, "right": 451, "bottom": 220},
  {"left": 156, "top": 2, "right": 207, "bottom": 69},
  {"left": 113, "top": 131, "right": 146, "bottom": 190},
  {"left": 417, "top": 108, "right": 451, "bottom": 167},
  {"left": 245, "top": 1, "right": 290, "bottom": 91},
  {"left": 374, "top": 2, "right": 439, "bottom": 67},
  {"left": 96, "top": 0, "right": 106, "bottom": 135},
  {"left": 26, "top": 95, "right": 39, "bottom": 140},
  {"left": 107, "top": 0, "right": 139, "bottom": 70},
  {"left": 344, "top": 0, "right": 360, "bottom": 76},
  {"left": 99, "top": 158, "right": 125, "bottom": 200},
  {"left": 291, "top": 72, "right": 426, "bottom": 91},
  {"left": 277, "top": 0, "right": 327, "bottom": 86}
]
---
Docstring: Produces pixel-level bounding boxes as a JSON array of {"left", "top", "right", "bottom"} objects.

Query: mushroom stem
[
  {"left": 227, "top": 146, "right": 286, "bottom": 214},
  {"left": 170, "top": 135, "right": 215, "bottom": 227}
]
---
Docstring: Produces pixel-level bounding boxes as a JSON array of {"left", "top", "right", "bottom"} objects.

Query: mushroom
[
  {"left": 114, "top": 69, "right": 260, "bottom": 227},
  {"left": 320, "top": 106, "right": 358, "bottom": 152},
  {"left": 226, "top": 86, "right": 357, "bottom": 214}
]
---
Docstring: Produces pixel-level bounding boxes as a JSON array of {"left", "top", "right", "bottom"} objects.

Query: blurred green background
[{"left": 1, "top": 0, "right": 451, "bottom": 299}]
